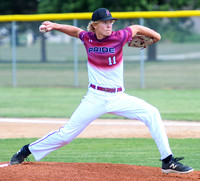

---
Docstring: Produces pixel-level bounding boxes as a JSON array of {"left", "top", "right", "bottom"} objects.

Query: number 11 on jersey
[{"left": 108, "top": 56, "right": 116, "bottom": 65}]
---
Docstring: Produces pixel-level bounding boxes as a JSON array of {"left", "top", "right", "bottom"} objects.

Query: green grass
[
  {"left": 1, "top": 138, "right": 199, "bottom": 170},
  {"left": 1, "top": 60, "right": 200, "bottom": 89},
  {"left": 0, "top": 87, "right": 200, "bottom": 121}
]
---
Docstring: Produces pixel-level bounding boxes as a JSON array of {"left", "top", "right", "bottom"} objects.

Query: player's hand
[{"left": 40, "top": 21, "right": 56, "bottom": 32}]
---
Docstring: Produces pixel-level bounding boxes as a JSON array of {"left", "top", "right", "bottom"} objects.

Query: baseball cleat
[
  {"left": 10, "top": 144, "right": 31, "bottom": 165},
  {"left": 161, "top": 157, "right": 194, "bottom": 174}
]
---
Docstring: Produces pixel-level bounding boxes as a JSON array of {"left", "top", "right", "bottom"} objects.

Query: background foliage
[{"left": 0, "top": 0, "right": 200, "bottom": 15}]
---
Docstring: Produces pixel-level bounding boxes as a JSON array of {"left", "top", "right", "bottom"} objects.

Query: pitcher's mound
[{"left": 0, "top": 162, "right": 199, "bottom": 181}]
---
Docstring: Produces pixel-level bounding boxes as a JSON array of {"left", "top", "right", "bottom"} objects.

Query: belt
[{"left": 90, "top": 84, "right": 122, "bottom": 93}]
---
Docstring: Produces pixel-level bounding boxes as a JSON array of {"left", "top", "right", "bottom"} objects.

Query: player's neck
[{"left": 95, "top": 33, "right": 108, "bottom": 40}]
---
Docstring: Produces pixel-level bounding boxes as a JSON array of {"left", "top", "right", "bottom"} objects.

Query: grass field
[
  {"left": 0, "top": 87, "right": 199, "bottom": 171},
  {"left": 1, "top": 138, "right": 199, "bottom": 171},
  {"left": 0, "top": 59, "right": 200, "bottom": 89},
  {"left": 0, "top": 86, "right": 199, "bottom": 173},
  {"left": 0, "top": 87, "right": 200, "bottom": 121}
]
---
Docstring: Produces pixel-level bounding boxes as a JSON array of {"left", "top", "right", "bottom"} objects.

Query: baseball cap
[{"left": 92, "top": 8, "right": 118, "bottom": 21}]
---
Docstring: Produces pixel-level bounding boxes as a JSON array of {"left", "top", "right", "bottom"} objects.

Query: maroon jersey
[{"left": 79, "top": 27, "right": 132, "bottom": 88}]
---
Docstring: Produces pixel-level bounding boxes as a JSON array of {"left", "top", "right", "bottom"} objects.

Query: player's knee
[
  {"left": 55, "top": 129, "right": 76, "bottom": 145},
  {"left": 150, "top": 106, "right": 162, "bottom": 124},
  {"left": 144, "top": 105, "right": 161, "bottom": 121},
  {"left": 58, "top": 136, "right": 74, "bottom": 146},
  {"left": 151, "top": 106, "right": 160, "bottom": 115}
]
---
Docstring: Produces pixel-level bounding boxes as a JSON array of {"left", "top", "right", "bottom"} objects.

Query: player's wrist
[{"left": 52, "top": 23, "right": 59, "bottom": 30}]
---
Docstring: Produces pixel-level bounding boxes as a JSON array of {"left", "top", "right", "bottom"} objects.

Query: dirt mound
[{"left": 0, "top": 162, "right": 199, "bottom": 181}]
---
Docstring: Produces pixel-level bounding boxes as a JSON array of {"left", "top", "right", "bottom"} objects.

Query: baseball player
[{"left": 10, "top": 8, "right": 193, "bottom": 174}]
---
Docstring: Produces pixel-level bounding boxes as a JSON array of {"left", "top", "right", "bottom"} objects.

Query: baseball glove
[{"left": 128, "top": 35, "right": 154, "bottom": 48}]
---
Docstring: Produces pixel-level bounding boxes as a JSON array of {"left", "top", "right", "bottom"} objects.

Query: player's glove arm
[{"left": 129, "top": 25, "right": 161, "bottom": 43}]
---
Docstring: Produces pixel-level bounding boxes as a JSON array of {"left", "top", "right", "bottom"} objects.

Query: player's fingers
[
  {"left": 42, "top": 21, "right": 51, "bottom": 25},
  {"left": 42, "top": 23, "right": 54, "bottom": 32},
  {"left": 45, "top": 27, "right": 53, "bottom": 32}
]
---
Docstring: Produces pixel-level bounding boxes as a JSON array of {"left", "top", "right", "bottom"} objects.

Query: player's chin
[{"left": 105, "top": 31, "right": 112, "bottom": 36}]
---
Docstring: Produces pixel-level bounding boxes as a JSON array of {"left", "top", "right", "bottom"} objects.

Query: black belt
[{"left": 90, "top": 84, "right": 122, "bottom": 93}]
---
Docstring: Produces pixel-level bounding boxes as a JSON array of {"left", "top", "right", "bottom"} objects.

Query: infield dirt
[
  {"left": 0, "top": 162, "right": 200, "bottom": 181},
  {"left": 0, "top": 118, "right": 200, "bottom": 138}
]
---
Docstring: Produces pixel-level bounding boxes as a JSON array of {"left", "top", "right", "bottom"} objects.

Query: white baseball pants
[{"left": 29, "top": 87, "right": 172, "bottom": 161}]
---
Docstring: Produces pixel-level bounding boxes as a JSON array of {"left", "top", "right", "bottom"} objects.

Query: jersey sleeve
[
  {"left": 116, "top": 27, "right": 133, "bottom": 46},
  {"left": 79, "top": 31, "right": 88, "bottom": 43}
]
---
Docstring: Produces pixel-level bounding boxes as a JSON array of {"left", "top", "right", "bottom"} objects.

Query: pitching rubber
[{"left": 0, "top": 163, "right": 10, "bottom": 167}]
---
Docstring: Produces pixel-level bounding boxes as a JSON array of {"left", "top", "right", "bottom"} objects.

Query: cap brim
[{"left": 99, "top": 17, "right": 118, "bottom": 21}]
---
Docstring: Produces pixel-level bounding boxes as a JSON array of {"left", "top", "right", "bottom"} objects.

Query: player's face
[{"left": 94, "top": 20, "right": 114, "bottom": 40}]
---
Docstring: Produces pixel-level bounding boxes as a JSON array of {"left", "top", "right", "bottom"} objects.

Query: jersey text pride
[{"left": 88, "top": 47, "right": 115, "bottom": 54}]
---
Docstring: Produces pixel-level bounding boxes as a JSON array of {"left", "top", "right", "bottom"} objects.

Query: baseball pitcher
[{"left": 10, "top": 8, "right": 193, "bottom": 174}]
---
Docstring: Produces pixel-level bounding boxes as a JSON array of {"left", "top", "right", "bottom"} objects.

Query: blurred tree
[
  {"left": 37, "top": 0, "right": 200, "bottom": 13},
  {"left": 0, "top": 0, "right": 40, "bottom": 60},
  {"left": 0, "top": 0, "right": 38, "bottom": 15}
]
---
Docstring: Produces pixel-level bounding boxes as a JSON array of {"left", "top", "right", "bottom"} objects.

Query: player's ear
[
  {"left": 92, "top": 21, "right": 100, "bottom": 29},
  {"left": 92, "top": 23, "right": 97, "bottom": 29}
]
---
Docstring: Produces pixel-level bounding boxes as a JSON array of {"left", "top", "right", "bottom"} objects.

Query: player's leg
[
  {"left": 10, "top": 89, "right": 107, "bottom": 164},
  {"left": 107, "top": 92, "right": 193, "bottom": 173},
  {"left": 107, "top": 92, "right": 172, "bottom": 159}
]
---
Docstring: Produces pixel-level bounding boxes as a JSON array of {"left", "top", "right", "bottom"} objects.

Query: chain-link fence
[{"left": 0, "top": 16, "right": 200, "bottom": 89}]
